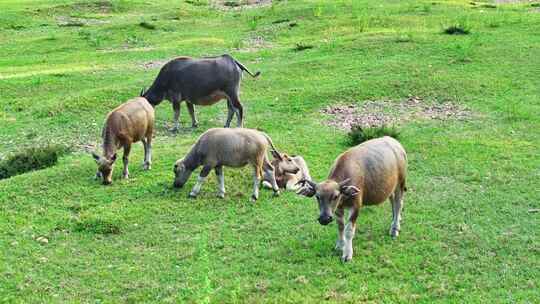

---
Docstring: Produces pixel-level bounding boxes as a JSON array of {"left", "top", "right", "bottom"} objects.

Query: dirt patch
[
  {"left": 211, "top": 0, "right": 272, "bottom": 10},
  {"left": 140, "top": 59, "right": 169, "bottom": 70},
  {"left": 56, "top": 16, "right": 109, "bottom": 27},
  {"left": 321, "top": 96, "right": 473, "bottom": 130},
  {"left": 236, "top": 36, "right": 272, "bottom": 52},
  {"left": 493, "top": 0, "right": 535, "bottom": 3},
  {"left": 39, "top": 1, "right": 115, "bottom": 15}
]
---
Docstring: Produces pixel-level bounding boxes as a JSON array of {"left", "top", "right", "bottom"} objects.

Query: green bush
[
  {"left": 72, "top": 218, "right": 121, "bottom": 235},
  {"left": 443, "top": 25, "right": 470, "bottom": 35},
  {"left": 347, "top": 125, "right": 400, "bottom": 146},
  {"left": 0, "top": 145, "right": 68, "bottom": 180}
]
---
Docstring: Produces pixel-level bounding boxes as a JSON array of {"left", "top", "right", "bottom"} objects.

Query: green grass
[{"left": 1, "top": 0, "right": 539, "bottom": 302}]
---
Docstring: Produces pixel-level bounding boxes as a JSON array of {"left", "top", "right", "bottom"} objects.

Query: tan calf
[
  {"left": 263, "top": 153, "right": 309, "bottom": 190},
  {"left": 173, "top": 128, "right": 282, "bottom": 201},
  {"left": 297, "top": 136, "right": 407, "bottom": 262},
  {"left": 92, "top": 97, "right": 154, "bottom": 185}
]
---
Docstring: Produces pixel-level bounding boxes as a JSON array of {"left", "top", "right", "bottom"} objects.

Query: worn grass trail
[{"left": 0, "top": 0, "right": 539, "bottom": 302}]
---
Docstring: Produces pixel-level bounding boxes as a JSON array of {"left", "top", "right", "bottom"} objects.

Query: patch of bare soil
[
  {"left": 321, "top": 96, "right": 473, "bottom": 130},
  {"left": 140, "top": 59, "right": 169, "bottom": 70},
  {"left": 236, "top": 36, "right": 272, "bottom": 52},
  {"left": 56, "top": 16, "right": 109, "bottom": 27},
  {"left": 493, "top": 0, "right": 536, "bottom": 3},
  {"left": 38, "top": 1, "right": 114, "bottom": 16},
  {"left": 211, "top": 0, "right": 272, "bottom": 10},
  {"left": 59, "top": 1, "right": 113, "bottom": 13}
]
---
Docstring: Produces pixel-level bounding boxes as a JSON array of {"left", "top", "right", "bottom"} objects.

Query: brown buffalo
[
  {"left": 92, "top": 97, "right": 154, "bottom": 185},
  {"left": 297, "top": 136, "right": 407, "bottom": 262}
]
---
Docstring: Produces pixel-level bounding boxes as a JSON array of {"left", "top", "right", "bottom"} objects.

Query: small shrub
[
  {"left": 313, "top": 6, "right": 323, "bottom": 18},
  {"left": 532, "top": 3, "right": 540, "bottom": 7},
  {"left": 59, "top": 21, "right": 85, "bottom": 27},
  {"left": 139, "top": 21, "right": 156, "bottom": 30},
  {"left": 293, "top": 43, "right": 314, "bottom": 52},
  {"left": 223, "top": 1, "right": 240, "bottom": 7},
  {"left": 272, "top": 18, "right": 290, "bottom": 24},
  {"left": 480, "top": 4, "right": 497, "bottom": 8},
  {"left": 421, "top": 3, "right": 432, "bottom": 13},
  {"left": 347, "top": 125, "right": 400, "bottom": 146},
  {"left": 9, "top": 24, "right": 25, "bottom": 30},
  {"left": 395, "top": 32, "right": 413, "bottom": 43},
  {"left": 73, "top": 218, "right": 121, "bottom": 235},
  {"left": 248, "top": 17, "right": 259, "bottom": 30},
  {"left": 185, "top": 0, "right": 207, "bottom": 6},
  {"left": 0, "top": 145, "right": 68, "bottom": 180},
  {"left": 443, "top": 25, "right": 470, "bottom": 35}
]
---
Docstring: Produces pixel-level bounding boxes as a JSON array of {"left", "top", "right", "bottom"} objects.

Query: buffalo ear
[
  {"left": 295, "top": 179, "right": 317, "bottom": 197},
  {"left": 91, "top": 152, "right": 101, "bottom": 162},
  {"left": 341, "top": 185, "right": 361, "bottom": 199},
  {"left": 271, "top": 150, "right": 283, "bottom": 161}
]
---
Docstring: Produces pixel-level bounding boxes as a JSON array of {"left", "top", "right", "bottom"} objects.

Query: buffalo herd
[{"left": 92, "top": 54, "right": 408, "bottom": 262}]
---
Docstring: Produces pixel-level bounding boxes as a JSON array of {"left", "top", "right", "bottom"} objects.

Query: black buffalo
[{"left": 142, "top": 54, "right": 260, "bottom": 130}]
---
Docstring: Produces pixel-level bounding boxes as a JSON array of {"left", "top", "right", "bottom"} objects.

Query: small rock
[{"left": 36, "top": 236, "right": 49, "bottom": 244}]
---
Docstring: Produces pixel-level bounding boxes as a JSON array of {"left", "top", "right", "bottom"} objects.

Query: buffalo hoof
[
  {"left": 122, "top": 173, "right": 129, "bottom": 179},
  {"left": 188, "top": 192, "right": 198, "bottom": 198},
  {"left": 390, "top": 227, "right": 400, "bottom": 238},
  {"left": 191, "top": 122, "right": 199, "bottom": 128},
  {"left": 251, "top": 194, "right": 258, "bottom": 202},
  {"left": 217, "top": 192, "right": 225, "bottom": 199},
  {"left": 142, "top": 163, "right": 151, "bottom": 170},
  {"left": 272, "top": 190, "right": 280, "bottom": 197},
  {"left": 341, "top": 255, "right": 352, "bottom": 263}
]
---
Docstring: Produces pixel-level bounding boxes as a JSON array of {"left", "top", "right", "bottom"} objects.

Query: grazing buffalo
[
  {"left": 297, "top": 136, "right": 407, "bottom": 262},
  {"left": 142, "top": 54, "right": 260, "bottom": 131},
  {"left": 263, "top": 153, "right": 310, "bottom": 190},
  {"left": 173, "top": 128, "right": 283, "bottom": 201},
  {"left": 92, "top": 97, "right": 154, "bottom": 185}
]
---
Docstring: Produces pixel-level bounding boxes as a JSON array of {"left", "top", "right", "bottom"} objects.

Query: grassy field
[{"left": 1, "top": 0, "right": 539, "bottom": 302}]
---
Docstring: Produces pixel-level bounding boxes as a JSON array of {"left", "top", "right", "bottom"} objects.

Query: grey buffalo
[{"left": 172, "top": 128, "right": 291, "bottom": 201}]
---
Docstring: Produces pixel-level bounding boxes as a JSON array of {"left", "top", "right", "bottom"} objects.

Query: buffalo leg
[
  {"left": 225, "top": 89, "right": 243, "bottom": 127},
  {"left": 189, "top": 165, "right": 212, "bottom": 198},
  {"left": 122, "top": 144, "right": 131, "bottom": 179},
  {"left": 141, "top": 138, "right": 152, "bottom": 170},
  {"left": 342, "top": 207, "right": 359, "bottom": 262},
  {"left": 251, "top": 168, "right": 260, "bottom": 202},
  {"left": 215, "top": 166, "right": 225, "bottom": 198},
  {"left": 389, "top": 187, "right": 404, "bottom": 238},
  {"left": 186, "top": 102, "right": 198, "bottom": 128},
  {"left": 171, "top": 97, "right": 181, "bottom": 132},
  {"left": 335, "top": 207, "right": 345, "bottom": 251},
  {"left": 224, "top": 100, "right": 235, "bottom": 128},
  {"left": 262, "top": 157, "right": 280, "bottom": 196}
]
